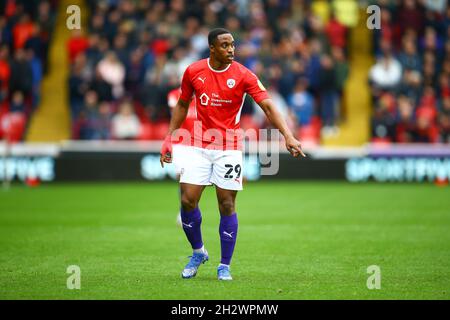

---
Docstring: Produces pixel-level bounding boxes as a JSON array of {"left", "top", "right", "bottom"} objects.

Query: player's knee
[
  {"left": 180, "top": 195, "right": 198, "bottom": 212},
  {"left": 218, "top": 199, "right": 235, "bottom": 216}
]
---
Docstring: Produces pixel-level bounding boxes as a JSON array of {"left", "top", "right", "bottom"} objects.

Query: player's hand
[
  {"left": 160, "top": 135, "right": 173, "bottom": 167},
  {"left": 285, "top": 135, "right": 306, "bottom": 158}
]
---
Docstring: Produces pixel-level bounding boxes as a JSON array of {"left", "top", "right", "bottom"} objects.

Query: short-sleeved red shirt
[{"left": 179, "top": 58, "right": 269, "bottom": 150}]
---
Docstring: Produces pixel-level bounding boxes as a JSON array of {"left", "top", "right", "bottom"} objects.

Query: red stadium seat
[
  {"left": 371, "top": 137, "right": 392, "bottom": 144},
  {"left": 240, "top": 115, "right": 260, "bottom": 140},
  {"left": 0, "top": 112, "right": 26, "bottom": 142},
  {"left": 0, "top": 103, "right": 8, "bottom": 139},
  {"left": 151, "top": 121, "right": 170, "bottom": 140},
  {"left": 296, "top": 117, "right": 321, "bottom": 146},
  {"left": 137, "top": 121, "right": 170, "bottom": 141},
  {"left": 133, "top": 101, "right": 148, "bottom": 124},
  {"left": 297, "top": 125, "right": 319, "bottom": 146},
  {"left": 138, "top": 122, "right": 153, "bottom": 140}
]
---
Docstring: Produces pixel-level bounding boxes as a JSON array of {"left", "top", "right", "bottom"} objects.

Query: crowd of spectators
[
  {"left": 0, "top": 0, "right": 56, "bottom": 142},
  {"left": 68, "top": 0, "right": 355, "bottom": 142},
  {"left": 2, "top": 0, "right": 449, "bottom": 145},
  {"left": 370, "top": 0, "right": 450, "bottom": 143}
]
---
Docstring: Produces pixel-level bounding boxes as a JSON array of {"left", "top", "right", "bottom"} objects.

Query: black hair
[{"left": 208, "top": 28, "right": 231, "bottom": 46}]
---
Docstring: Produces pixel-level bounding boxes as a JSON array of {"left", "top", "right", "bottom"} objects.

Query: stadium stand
[
  {"left": 369, "top": 0, "right": 450, "bottom": 143},
  {"left": 0, "top": 0, "right": 56, "bottom": 142},
  {"left": 67, "top": 0, "right": 359, "bottom": 144},
  {"left": 2, "top": 0, "right": 448, "bottom": 146}
]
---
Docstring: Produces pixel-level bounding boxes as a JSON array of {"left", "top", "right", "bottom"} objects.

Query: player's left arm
[{"left": 258, "top": 98, "right": 306, "bottom": 158}]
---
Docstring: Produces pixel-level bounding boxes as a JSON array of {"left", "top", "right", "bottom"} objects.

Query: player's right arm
[
  {"left": 160, "top": 66, "right": 194, "bottom": 167},
  {"left": 160, "top": 98, "right": 190, "bottom": 167}
]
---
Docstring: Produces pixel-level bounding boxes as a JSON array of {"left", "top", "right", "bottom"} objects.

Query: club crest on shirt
[{"left": 227, "top": 79, "right": 235, "bottom": 88}]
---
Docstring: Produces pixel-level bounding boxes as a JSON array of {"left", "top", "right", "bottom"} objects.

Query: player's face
[{"left": 213, "top": 33, "right": 235, "bottom": 64}]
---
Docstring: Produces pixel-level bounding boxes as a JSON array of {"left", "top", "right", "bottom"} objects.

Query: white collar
[{"left": 207, "top": 58, "right": 231, "bottom": 73}]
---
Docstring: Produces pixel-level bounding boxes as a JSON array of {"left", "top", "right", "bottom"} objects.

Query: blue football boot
[
  {"left": 217, "top": 265, "right": 232, "bottom": 281},
  {"left": 181, "top": 250, "right": 209, "bottom": 279}
]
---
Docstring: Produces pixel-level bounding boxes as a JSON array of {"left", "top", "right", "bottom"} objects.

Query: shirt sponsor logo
[{"left": 199, "top": 93, "right": 209, "bottom": 106}]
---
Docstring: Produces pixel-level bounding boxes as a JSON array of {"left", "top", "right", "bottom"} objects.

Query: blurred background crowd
[
  {"left": 0, "top": 0, "right": 449, "bottom": 144},
  {"left": 0, "top": 0, "right": 56, "bottom": 141},
  {"left": 68, "top": 0, "right": 354, "bottom": 141},
  {"left": 370, "top": 0, "right": 449, "bottom": 143}
]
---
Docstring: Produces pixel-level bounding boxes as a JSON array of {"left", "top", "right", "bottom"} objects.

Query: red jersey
[{"left": 179, "top": 58, "right": 269, "bottom": 150}]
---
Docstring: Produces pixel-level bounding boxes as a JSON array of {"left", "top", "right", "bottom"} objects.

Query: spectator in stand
[
  {"left": 369, "top": 49, "right": 402, "bottom": 95},
  {"left": 438, "top": 73, "right": 450, "bottom": 99},
  {"left": 415, "top": 111, "right": 438, "bottom": 142},
  {"left": 90, "top": 68, "right": 113, "bottom": 102},
  {"left": 396, "top": 95, "right": 416, "bottom": 143},
  {"left": 69, "top": 53, "right": 94, "bottom": 119},
  {"left": 373, "top": 8, "right": 394, "bottom": 55},
  {"left": 25, "top": 48, "right": 42, "bottom": 109},
  {"left": 0, "top": 45, "right": 10, "bottom": 93},
  {"left": 111, "top": 101, "right": 141, "bottom": 140},
  {"left": 398, "top": 36, "right": 421, "bottom": 72},
  {"left": 67, "top": 29, "right": 89, "bottom": 64},
  {"left": 77, "top": 92, "right": 111, "bottom": 140},
  {"left": 94, "top": 101, "right": 112, "bottom": 140},
  {"left": 331, "top": 46, "right": 349, "bottom": 97},
  {"left": 84, "top": 33, "right": 102, "bottom": 67},
  {"left": 371, "top": 92, "right": 397, "bottom": 142},
  {"left": 398, "top": 0, "right": 425, "bottom": 39},
  {"left": 325, "top": 13, "right": 347, "bottom": 50},
  {"left": 415, "top": 86, "right": 439, "bottom": 142},
  {"left": 10, "top": 91, "right": 25, "bottom": 113},
  {"left": 399, "top": 69, "right": 423, "bottom": 105},
  {"left": 36, "top": 1, "right": 54, "bottom": 73},
  {"left": 420, "top": 27, "right": 445, "bottom": 59},
  {"left": 9, "top": 48, "right": 32, "bottom": 96},
  {"left": 438, "top": 97, "right": 450, "bottom": 142},
  {"left": 24, "top": 24, "right": 42, "bottom": 64},
  {"left": 305, "top": 38, "right": 323, "bottom": 94},
  {"left": 125, "top": 47, "right": 148, "bottom": 97},
  {"left": 422, "top": 50, "right": 438, "bottom": 87},
  {"left": 288, "top": 78, "right": 315, "bottom": 127},
  {"left": 112, "top": 32, "right": 130, "bottom": 66},
  {"left": 319, "top": 54, "right": 339, "bottom": 136},
  {"left": 12, "top": 13, "right": 34, "bottom": 50},
  {"left": 97, "top": 51, "right": 125, "bottom": 100},
  {"left": 80, "top": 90, "right": 99, "bottom": 118},
  {"left": 0, "top": 16, "right": 12, "bottom": 46}
]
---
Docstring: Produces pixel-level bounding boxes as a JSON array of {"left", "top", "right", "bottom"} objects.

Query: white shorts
[{"left": 172, "top": 144, "right": 243, "bottom": 191}]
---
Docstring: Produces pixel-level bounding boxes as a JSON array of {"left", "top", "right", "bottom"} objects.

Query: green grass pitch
[{"left": 1, "top": 181, "right": 449, "bottom": 300}]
